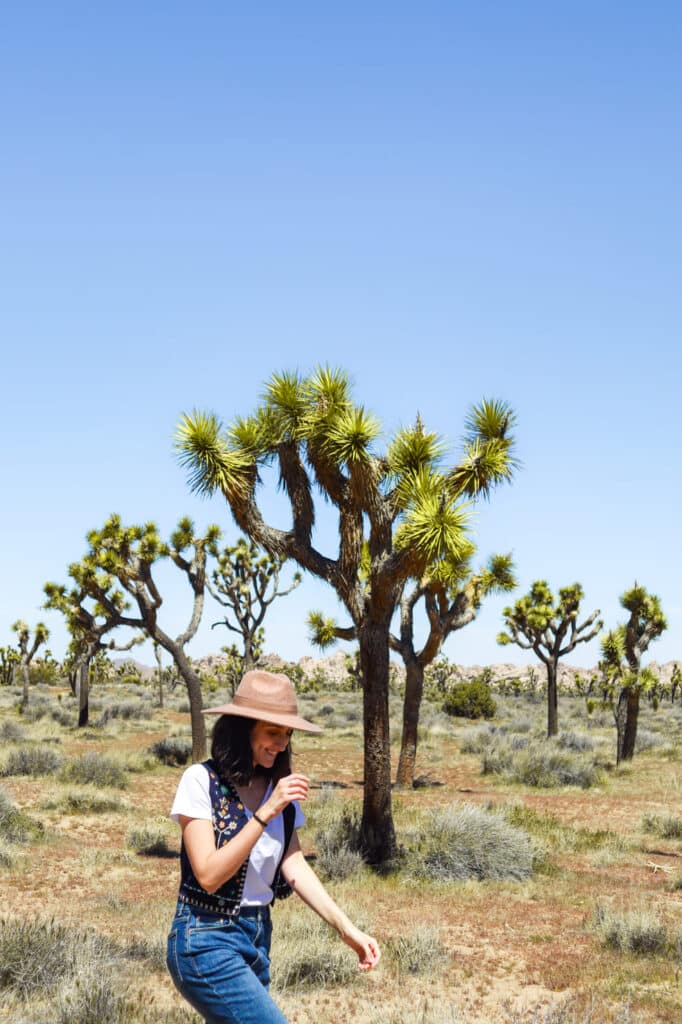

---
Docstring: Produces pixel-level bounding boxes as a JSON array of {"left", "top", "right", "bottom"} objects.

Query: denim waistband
[{"left": 175, "top": 897, "right": 270, "bottom": 921}]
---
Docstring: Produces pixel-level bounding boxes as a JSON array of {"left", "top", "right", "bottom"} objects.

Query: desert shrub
[
  {"left": 383, "top": 926, "right": 447, "bottom": 975},
  {"left": 21, "top": 701, "right": 49, "bottom": 723},
  {"left": 50, "top": 708, "right": 75, "bottom": 727},
  {"left": 52, "top": 974, "right": 125, "bottom": 1024},
  {"left": 1, "top": 745, "right": 63, "bottom": 777},
  {"left": 271, "top": 912, "right": 359, "bottom": 990},
  {"left": 458, "top": 726, "right": 495, "bottom": 755},
  {"left": 635, "top": 729, "right": 665, "bottom": 752},
  {"left": 482, "top": 740, "right": 603, "bottom": 789},
  {"left": 98, "top": 701, "right": 153, "bottom": 724},
  {"left": 60, "top": 753, "right": 128, "bottom": 789},
  {"left": 443, "top": 678, "right": 496, "bottom": 720},
  {"left": 641, "top": 811, "right": 682, "bottom": 839},
  {"left": 0, "top": 917, "right": 119, "bottom": 1000},
  {"left": 0, "top": 788, "right": 44, "bottom": 844},
  {"left": 148, "top": 737, "right": 192, "bottom": 766},
  {"left": 411, "top": 803, "right": 535, "bottom": 882},
  {"left": 556, "top": 731, "right": 596, "bottom": 752},
  {"left": 0, "top": 720, "right": 26, "bottom": 742},
  {"left": 309, "top": 791, "right": 364, "bottom": 880},
  {"left": 592, "top": 902, "right": 669, "bottom": 955},
  {"left": 127, "top": 824, "right": 175, "bottom": 857}
]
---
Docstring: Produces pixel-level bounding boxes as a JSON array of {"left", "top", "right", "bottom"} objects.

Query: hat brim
[{"left": 201, "top": 702, "right": 323, "bottom": 734}]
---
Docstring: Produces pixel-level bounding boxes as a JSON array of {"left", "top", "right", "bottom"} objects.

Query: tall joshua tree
[
  {"left": 598, "top": 583, "right": 667, "bottom": 763},
  {"left": 45, "top": 515, "right": 220, "bottom": 757},
  {"left": 176, "top": 368, "right": 516, "bottom": 863},
  {"left": 12, "top": 620, "right": 50, "bottom": 711},
  {"left": 497, "top": 581, "right": 602, "bottom": 737},
  {"left": 310, "top": 551, "right": 516, "bottom": 788},
  {"left": 208, "top": 538, "right": 301, "bottom": 672}
]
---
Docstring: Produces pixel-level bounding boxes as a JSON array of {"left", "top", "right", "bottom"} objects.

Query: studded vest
[{"left": 177, "top": 759, "right": 295, "bottom": 917}]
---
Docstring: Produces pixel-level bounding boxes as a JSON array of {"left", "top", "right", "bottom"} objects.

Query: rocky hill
[{"left": 116, "top": 651, "right": 680, "bottom": 691}]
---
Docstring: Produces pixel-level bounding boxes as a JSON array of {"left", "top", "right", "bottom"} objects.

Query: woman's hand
[
  {"left": 341, "top": 925, "right": 381, "bottom": 971},
  {"left": 260, "top": 773, "right": 310, "bottom": 821}
]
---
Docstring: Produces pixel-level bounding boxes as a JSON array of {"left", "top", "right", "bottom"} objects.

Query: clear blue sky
[{"left": 2, "top": 3, "right": 680, "bottom": 671}]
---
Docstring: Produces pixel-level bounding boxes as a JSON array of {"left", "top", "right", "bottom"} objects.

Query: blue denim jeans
[{"left": 167, "top": 900, "right": 288, "bottom": 1024}]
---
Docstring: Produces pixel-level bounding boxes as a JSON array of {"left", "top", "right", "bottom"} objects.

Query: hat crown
[{"left": 233, "top": 670, "right": 298, "bottom": 718}]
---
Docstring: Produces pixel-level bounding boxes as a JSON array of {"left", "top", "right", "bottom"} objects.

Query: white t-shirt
[{"left": 170, "top": 763, "right": 305, "bottom": 906}]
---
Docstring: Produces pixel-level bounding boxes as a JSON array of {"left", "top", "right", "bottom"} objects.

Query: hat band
[{"left": 232, "top": 692, "right": 298, "bottom": 717}]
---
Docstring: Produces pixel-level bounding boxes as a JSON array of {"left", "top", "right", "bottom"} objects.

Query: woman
[{"left": 166, "top": 669, "right": 381, "bottom": 1024}]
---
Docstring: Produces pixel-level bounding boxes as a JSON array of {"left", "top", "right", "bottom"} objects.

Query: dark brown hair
[{"left": 210, "top": 714, "right": 292, "bottom": 786}]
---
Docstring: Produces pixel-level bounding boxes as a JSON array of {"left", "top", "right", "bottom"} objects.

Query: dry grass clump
[
  {"left": 365, "top": 999, "right": 462, "bottom": 1024},
  {"left": 641, "top": 811, "right": 682, "bottom": 839},
  {"left": 271, "top": 910, "right": 360, "bottom": 990},
  {"left": 126, "top": 823, "right": 176, "bottom": 857},
  {"left": 592, "top": 901, "right": 672, "bottom": 956},
  {"left": 42, "top": 788, "right": 126, "bottom": 815},
  {"left": 1, "top": 744, "right": 64, "bottom": 777},
  {"left": 0, "top": 786, "right": 45, "bottom": 845},
  {"left": 383, "top": 925, "right": 448, "bottom": 976},
  {"left": 0, "top": 719, "right": 27, "bottom": 742},
  {"left": 60, "top": 751, "right": 128, "bottom": 789},
  {"left": 410, "top": 802, "right": 535, "bottom": 882}
]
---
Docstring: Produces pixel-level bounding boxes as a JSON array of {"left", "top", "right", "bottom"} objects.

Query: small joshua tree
[
  {"left": 12, "top": 620, "right": 50, "bottom": 711},
  {"left": 597, "top": 583, "right": 667, "bottom": 763},
  {"left": 497, "top": 581, "right": 602, "bottom": 737},
  {"left": 208, "top": 538, "right": 301, "bottom": 674},
  {"left": 0, "top": 645, "right": 19, "bottom": 687},
  {"left": 45, "top": 515, "right": 220, "bottom": 756}
]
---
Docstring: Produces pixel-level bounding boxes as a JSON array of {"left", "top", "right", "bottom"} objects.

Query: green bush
[
  {"left": 60, "top": 753, "right": 128, "bottom": 789},
  {"left": 443, "top": 678, "right": 496, "bottom": 720},
  {"left": 1, "top": 746, "right": 64, "bottom": 777},
  {"left": 411, "top": 803, "right": 535, "bottom": 882}
]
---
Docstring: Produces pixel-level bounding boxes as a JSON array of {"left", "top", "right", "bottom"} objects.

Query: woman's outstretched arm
[{"left": 281, "top": 832, "right": 381, "bottom": 970}]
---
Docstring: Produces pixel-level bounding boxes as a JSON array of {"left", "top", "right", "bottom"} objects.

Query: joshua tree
[
  {"left": 0, "top": 645, "right": 19, "bottom": 687},
  {"left": 11, "top": 620, "right": 50, "bottom": 711},
  {"left": 497, "top": 581, "right": 602, "bottom": 737},
  {"left": 45, "top": 515, "right": 220, "bottom": 755},
  {"left": 597, "top": 583, "right": 667, "bottom": 763},
  {"left": 208, "top": 538, "right": 301, "bottom": 674},
  {"left": 310, "top": 552, "right": 516, "bottom": 787},
  {"left": 176, "top": 367, "right": 516, "bottom": 863}
]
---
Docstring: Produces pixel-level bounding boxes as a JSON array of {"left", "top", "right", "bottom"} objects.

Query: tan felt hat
[{"left": 202, "top": 670, "right": 323, "bottom": 733}]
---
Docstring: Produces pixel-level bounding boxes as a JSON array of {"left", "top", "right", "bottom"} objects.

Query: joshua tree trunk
[
  {"left": 396, "top": 656, "right": 424, "bottom": 787},
  {"left": 359, "top": 622, "right": 397, "bottom": 864},
  {"left": 620, "top": 687, "right": 640, "bottom": 761},
  {"left": 171, "top": 644, "right": 207, "bottom": 761},
  {"left": 20, "top": 663, "right": 30, "bottom": 712},
  {"left": 77, "top": 659, "right": 89, "bottom": 727},
  {"left": 546, "top": 660, "right": 559, "bottom": 738}
]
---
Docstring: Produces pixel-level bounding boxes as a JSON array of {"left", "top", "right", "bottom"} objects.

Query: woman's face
[{"left": 250, "top": 720, "right": 292, "bottom": 769}]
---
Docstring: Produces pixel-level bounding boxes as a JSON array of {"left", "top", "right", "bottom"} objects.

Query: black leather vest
[{"left": 177, "top": 759, "right": 295, "bottom": 917}]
